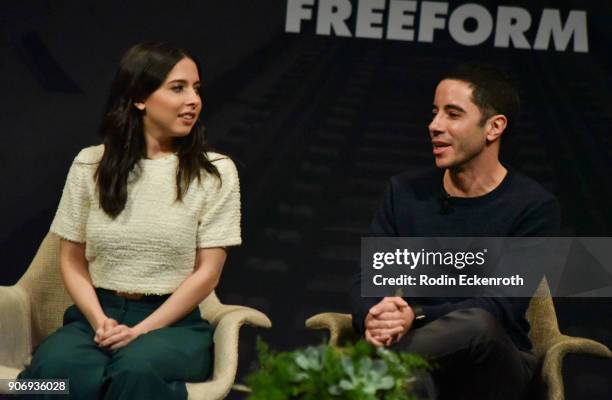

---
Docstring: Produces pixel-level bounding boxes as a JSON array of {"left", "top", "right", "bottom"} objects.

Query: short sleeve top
[{"left": 50, "top": 144, "right": 241, "bottom": 294}]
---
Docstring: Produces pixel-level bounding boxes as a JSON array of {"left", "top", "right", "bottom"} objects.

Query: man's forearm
[{"left": 413, "top": 297, "right": 525, "bottom": 329}]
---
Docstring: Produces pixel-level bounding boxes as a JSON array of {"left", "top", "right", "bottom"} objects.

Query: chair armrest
[
  {"left": 0, "top": 365, "right": 22, "bottom": 394},
  {"left": 541, "top": 334, "right": 612, "bottom": 400},
  {"left": 305, "top": 312, "right": 357, "bottom": 346},
  {"left": 186, "top": 306, "right": 271, "bottom": 400},
  {"left": 0, "top": 285, "right": 32, "bottom": 369},
  {"left": 205, "top": 303, "right": 266, "bottom": 326}
]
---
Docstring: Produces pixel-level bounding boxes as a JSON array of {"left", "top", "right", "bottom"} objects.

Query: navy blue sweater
[{"left": 349, "top": 168, "right": 560, "bottom": 351}]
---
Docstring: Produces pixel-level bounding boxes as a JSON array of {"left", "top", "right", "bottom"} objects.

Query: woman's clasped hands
[{"left": 94, "top": 317, "right": 144, "bottom": 351}]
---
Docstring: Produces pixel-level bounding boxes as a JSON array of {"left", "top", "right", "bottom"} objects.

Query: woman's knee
[
  {"left": 106, "top": 350, "right": 158, "bottom": 380},
  {"left": 25, "top": 357, "right": 69, "bottom": 379},
  {"left": 27, "top": 341, "right": 80, "bottom": 379},
  {"left": 22, "top": 356, "right": 105, "bottom": 400}
]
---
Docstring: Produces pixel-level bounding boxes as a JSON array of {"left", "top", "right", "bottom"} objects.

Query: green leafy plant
[{"left": 246, "top": 339, "right": 431, "bottom": 400}]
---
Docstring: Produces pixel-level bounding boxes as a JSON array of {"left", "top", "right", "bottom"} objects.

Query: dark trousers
[
  {"left": 393, "top": 308, "right": 537, "bottom": 400},
  {"left": 18, "top": 288, "right": 214, "bottom": 400}
]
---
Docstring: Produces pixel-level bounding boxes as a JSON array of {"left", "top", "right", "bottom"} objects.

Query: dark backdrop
[{"left": 1, "top": 1, "right": 610, "bottom": 399}]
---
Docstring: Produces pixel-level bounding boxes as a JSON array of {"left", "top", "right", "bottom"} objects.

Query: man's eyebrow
[{"left": 444, "top": 104, "right": 466, "bottom": 113}]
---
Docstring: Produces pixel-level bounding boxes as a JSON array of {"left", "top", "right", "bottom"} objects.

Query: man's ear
[
  {"left": 134, "top": 101, "right": 145, "bottom": 111},
  {"left": 486, "top": 114, "right": 507, "bottom": 142}
]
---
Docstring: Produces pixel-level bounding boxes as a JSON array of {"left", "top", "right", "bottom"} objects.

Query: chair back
[
  {"left": 17, "top": 233, "right": 73, "bottom": 349},
  {"left": 525, "top": 277, "right": 562, "bottom": 360}
]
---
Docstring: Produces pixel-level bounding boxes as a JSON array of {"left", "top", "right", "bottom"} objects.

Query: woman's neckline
[{"left": 141, "top": 153, "right": 177, "bottom": 163}]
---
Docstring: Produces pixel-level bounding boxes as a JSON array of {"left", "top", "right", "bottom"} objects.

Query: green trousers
[{"left": 18, "top": 288, "right": 214, "bottom": 400}]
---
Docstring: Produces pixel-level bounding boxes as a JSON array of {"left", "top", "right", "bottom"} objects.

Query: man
[{"left": 350, "top": 64, "right": 560, "bottom": 399}]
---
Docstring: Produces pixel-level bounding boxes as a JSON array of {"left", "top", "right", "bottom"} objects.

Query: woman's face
[{"left": 135, "top": 57, "right": 202, "bottom": 140}]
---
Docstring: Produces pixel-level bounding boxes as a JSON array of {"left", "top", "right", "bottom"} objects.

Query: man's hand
[{"left": 364, "top": 297, "right": 415, "bottom": 347}]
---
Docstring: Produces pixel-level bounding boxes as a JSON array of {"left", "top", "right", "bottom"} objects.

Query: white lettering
[
  {"left": 373, "top": 275, "right": 415, "bottom": 286},
  {"left": 286, "top": 1, "right": 589, "bottom": 53},
  {"left": 534, "top": 9, "right": 588, "bottom": 52},
  {"left": 387, "top": 0, "right": 417, "bottom": 41},
  {"left": 316, "top": 0, "right": 353, "bottom": 37},
  {"left": 409, "top": 251, "right": 421, "bottom": 269},
  {"left": 419, "top": 274, "right": 457, "bottom": 285},
  {"left": 448, "top": 3, "right": 493, "bottom": 46},
  {"left": 418, "top": 1, "right": 448, "bottom": 42},
  {"left": 356, "top": 0, "right": 386, "bottom": 39},
  {"left": 372, "top": 252, "right": 385, "bottom": 269},
  {"left": 459, "top": 275, "right": 524, "bottom": 286},
  {"left": 286, "top": 0, "right": 315, "bottom": 33},
  {"left": 384, "top": 252, "right": 395, "bottom": 265},
  {"left": 494, "top": 6, "right": 531, "bottom": 49}
]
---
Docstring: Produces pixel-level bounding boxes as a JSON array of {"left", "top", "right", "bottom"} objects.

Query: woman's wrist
[
  {"left": 133, "top": 322, "right": 150, "bottom": 336},
  {"left": 92, "top": 314, "right": 109, "bottom": 331}
]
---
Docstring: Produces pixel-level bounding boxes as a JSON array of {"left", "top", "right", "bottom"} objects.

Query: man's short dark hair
[{"left": 443, "top": 63, "right": 520, "bottom": 133}]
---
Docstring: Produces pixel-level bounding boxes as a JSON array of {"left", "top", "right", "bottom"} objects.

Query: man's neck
[{"left": 443, "top": 162, "right": 507, "bottom": 198}]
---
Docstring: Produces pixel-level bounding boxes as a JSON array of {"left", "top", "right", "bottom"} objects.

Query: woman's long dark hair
[{"left": 95, "top": 42, "right": 219, "bottom": 218}]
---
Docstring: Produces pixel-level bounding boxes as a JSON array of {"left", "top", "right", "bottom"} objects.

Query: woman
[{"left": 18, "top": 42, "right": 241, "bottom": 399}]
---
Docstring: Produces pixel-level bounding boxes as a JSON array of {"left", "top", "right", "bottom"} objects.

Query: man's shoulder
[
  {"left": 503, "top": 168, "right": 561, "bottom": 235},
  {"left": 506, "top": 168, "right": 558, "bottom": 205}
]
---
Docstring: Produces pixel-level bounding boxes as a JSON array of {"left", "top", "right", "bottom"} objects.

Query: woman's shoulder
[
  {"left": 206, "top": 152, "right": 238, "bottom": 176},
  {"left": 206, "top": 151, "right": 231, "bottom": 164},
  {"left": 74, "top": 144, "right": 104, "bottom": 164}
]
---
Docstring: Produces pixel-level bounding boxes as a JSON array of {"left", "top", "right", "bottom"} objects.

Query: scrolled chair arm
[
  {"left": 186, "top": 305, "right": 271, "bottom": 400},
  {"left": 541, "top": 334, "right": 612, "bottom": 400},
  {"left": 305, "top": 312, "right": 356, "bottom": 346}
]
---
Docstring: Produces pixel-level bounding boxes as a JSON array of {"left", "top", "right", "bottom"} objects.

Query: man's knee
[{"left": 447, "top": 308, "right": 509, "bottom": 352}]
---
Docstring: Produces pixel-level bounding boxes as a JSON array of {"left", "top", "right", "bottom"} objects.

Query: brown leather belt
[{"left": 115, "top": 291, "right": 145, "bottom": 300}]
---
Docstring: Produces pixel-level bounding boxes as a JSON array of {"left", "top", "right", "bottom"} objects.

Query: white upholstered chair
[{"left": 0, "top": 232, "right": 271, "bottom": 399}]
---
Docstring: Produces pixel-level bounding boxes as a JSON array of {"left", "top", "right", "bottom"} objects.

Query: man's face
[{"left": 428, "top": 79, "right": 488, "bottom": 169}]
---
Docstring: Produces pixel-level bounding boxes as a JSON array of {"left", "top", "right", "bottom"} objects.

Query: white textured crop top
[{"left": 50, "top": 144, "right": 242, "bottom": 295}]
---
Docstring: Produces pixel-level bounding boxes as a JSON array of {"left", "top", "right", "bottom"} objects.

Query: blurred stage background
[{"left": 1, "top": 1, "right": 610, "bottom": 398}]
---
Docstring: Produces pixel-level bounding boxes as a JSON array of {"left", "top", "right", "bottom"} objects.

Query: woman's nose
[{"left": 186, "top": 88, "right": 201, "bottom": 107}]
